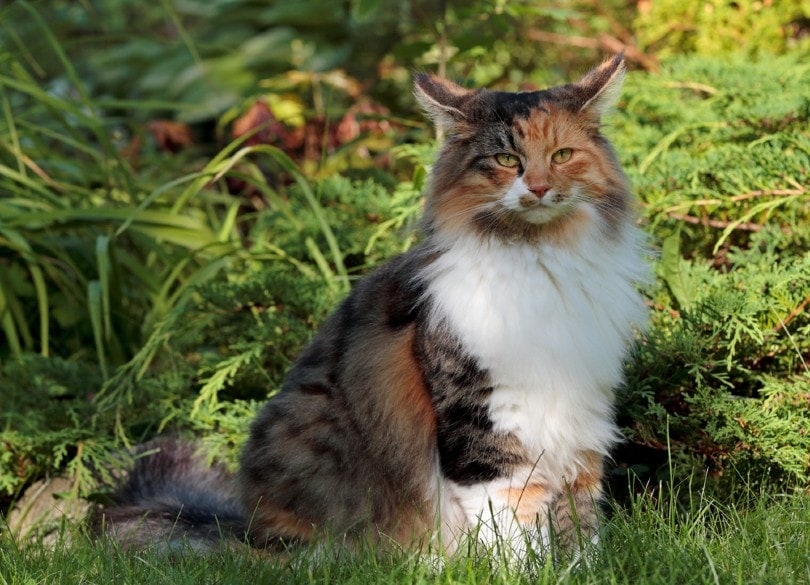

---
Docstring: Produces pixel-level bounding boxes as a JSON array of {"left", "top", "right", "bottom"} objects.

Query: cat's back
[{"left": 239, "top": 246, "right": 441, "bottom": 545}]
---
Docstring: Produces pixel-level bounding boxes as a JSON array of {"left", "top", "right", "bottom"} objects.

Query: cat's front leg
[
  {"left": 451, "top": 476, "right": 555, "bottom": 561},
  {"left": 449, "top": 452, "right": 606, "bottom": 565},
  {"left": 550, "top": 451, "right": 605, "bottom": 564}
]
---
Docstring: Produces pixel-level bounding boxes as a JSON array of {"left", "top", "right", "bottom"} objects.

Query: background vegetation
[{"left": 0, "top": 0, "right": 808, "bottom": 580}]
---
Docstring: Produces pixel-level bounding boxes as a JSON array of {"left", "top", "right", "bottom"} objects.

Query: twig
[
  {"left": 774, "top": 296, "right": 810, "bottom": 332},
  {"left": 663, "top": 81, "right": 719, "bottom": 95},
  {"left": 667, "top": 212, "right": 763, "bottom": 232},
  {"left": 731, "top": 188, "right": 806, "bottom": 202},
  {"left": 435, "top": 0, "right": 448, "bottom": 143},
  {"left": 667, "top": 188, "right": 807, "bottom": 211},
  {"left": 525, "top": 30, "right": 659, "bottom": 71},
  {"left": 437, "top": 0, "right": 448, "bottom": 80}
]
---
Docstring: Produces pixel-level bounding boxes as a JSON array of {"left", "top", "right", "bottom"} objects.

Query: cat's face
[{"left": 415, "top": 56, "right": 631, "bottom": 245}]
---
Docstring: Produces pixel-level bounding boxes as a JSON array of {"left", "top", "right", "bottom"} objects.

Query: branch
[
  {"left": 774, "top": 296, "right": 810, "bottom": 332},
  {"left": 667, "top": 212, "right": 763, "bottom": 232},
  {"left": 668, "top": 188, "right": 807, "bottom": 210},
  {"left": 525, "top": 30, "right": 659, "bottom": 71}
]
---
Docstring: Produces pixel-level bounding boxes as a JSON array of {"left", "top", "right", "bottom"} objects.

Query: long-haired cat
[{"left": 98, "top": 54, "right": 648, "bottom": 562}]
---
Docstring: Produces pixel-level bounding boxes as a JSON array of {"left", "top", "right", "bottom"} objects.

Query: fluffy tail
[{"left": 93, "top": 439, "right": 247, "bottom": 552}]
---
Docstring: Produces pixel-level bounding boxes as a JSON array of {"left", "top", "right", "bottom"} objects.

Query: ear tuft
[
  {"left": 413, "top": 73, "right": 474, "bottom": 130},
  {"left": 576, "top": 54, "right": 626, "bottom": 118}
]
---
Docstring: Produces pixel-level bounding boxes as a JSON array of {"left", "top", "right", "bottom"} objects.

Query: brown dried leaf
[
  {"left": 146, "top": 119, "right": 193, "bottom": 152},
  {"left": 232, "top": 99, "right": 286, "bottom": 146}
]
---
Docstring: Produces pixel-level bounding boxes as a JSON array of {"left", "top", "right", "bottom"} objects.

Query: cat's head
[{"left": 415, "top": 55, "right": 632, "bottom": 246}]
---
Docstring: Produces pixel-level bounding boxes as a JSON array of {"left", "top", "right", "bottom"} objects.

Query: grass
[{"left": 1, "top": 488, "right": 808, "bottom": 585}]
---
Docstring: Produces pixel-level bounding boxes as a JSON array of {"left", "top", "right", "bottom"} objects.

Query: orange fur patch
[
  {"left": 376, "top": 326, "right": 439, "bottom": 544},
  {"left": 250, "top": 505, "right": 314, "bottom": 543},
  {"left": 571, "top": 450, "right": 604, "bottom": 493},
  {"left": 515, "top": 107, "right": 629, "bottom": 242},
  {"left": 516, "top": 106, "right": 619, "bottom": 201},
  {"left": 373, "top": 325, "right": 436, "bottom": 439},
  {"left": 429, "top": 179, "right": 501, "bottom": 236},
  {"left": 385, "top": 499, "right": 436, "bottom": 548},
  {"left": 499, "top": 481, "right": 549, "bottom": 524},
  {"left": 345, "top": 324, "right": 437, "bottom": 545}
]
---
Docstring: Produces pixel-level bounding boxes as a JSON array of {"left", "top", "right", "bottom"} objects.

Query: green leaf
[
  {"left": 660, "top": 230, "right": 695, "bottom": 311},
  {"left": 352, "top": 0, "right": 381, "bottom": 22},
  {"left": 0, "top": 285, "right": 23, "bottom": 358},
  {"left": 96, "top": 235, "right": 112, "bottom": 340},
  {"left": 87, "top": 281, "right": 108, "bottom": 380}
]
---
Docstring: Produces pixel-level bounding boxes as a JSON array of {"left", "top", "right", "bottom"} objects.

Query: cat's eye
[
  {"left": 552, "top": 148, "right": 573, "bottom": 164},
  {"left": 494, "top": 153, "right": 520, "bottom": 168}
]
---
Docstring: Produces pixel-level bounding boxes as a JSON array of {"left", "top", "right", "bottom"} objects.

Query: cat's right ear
[
  {"left": 413, "top": 73, "right": 474, "bottom": 131},
  {"left": 575, "top": 54, "right": 626, "bottom": 120}
]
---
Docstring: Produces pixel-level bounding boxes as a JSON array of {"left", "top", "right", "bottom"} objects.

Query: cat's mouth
[
  {"left": 508, "top": 192, "right": 575, "bottom": 225},
  {"left": 466, "top": 191, "right": 583, "bottom": 239}
]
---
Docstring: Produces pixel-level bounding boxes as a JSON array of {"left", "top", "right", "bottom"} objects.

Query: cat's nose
[{"left": 527, "top": 184, "right": 550, "bottom": 198}]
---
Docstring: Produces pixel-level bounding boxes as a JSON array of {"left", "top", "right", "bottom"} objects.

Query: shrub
[
  {"left": 634, "top": 0, "right": 810, "bottom": 58},
  {"left": 613, "top": 53, "right": 809, "bottom": 495}
]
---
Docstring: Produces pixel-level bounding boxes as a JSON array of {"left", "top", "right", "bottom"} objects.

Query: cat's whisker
[
  {"left": 568, "top": 189, "right": 628, "bottom": 222},
  {"left": 434, "top": 197, "right": 501, "bottom": 224}
]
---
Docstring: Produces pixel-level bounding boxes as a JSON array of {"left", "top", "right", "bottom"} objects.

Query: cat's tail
[{"left": 93, "top": 438, "right": 248, "bottom": 552}]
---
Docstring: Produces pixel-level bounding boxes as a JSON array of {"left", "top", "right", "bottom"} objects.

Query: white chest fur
[{"left": 422, "top": 213, "right": 648, "bottom": 483}]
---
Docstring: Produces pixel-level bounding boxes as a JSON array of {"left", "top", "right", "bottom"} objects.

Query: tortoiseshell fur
[{"left": 98, "top": 55, "right": 648, "bottom": 562}]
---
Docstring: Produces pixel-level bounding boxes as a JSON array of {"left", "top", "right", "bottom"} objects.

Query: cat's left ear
[{"left": 575, "top": 54, "right": 626, "bottom": 119}]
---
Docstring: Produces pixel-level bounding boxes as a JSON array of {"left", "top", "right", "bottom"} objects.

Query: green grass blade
[
  {"left": 207, "top": 142, "right": 351, "bottom": 290},
  {"left": 0, "top": 271, "right": 33, "bottom": 351},
  {"left": 217, "top": 201, "right": 241, "bottom": 242},
  {"left": 9, "top": 208, "right": 221, "bottom": 250},
  {"left": 28, "top": 262, "right": 49, "bottom": 357},
  {"left": 13, "top": 118, "right": 108, "bottom": 162},
  {"left": 16, "top": 1, "right": 92, "bottom": 106},
  {"left": 247, "top": 145, "right": 349, "bottom": 291},
  {"left": 0, "top": 74, "right": 99, "bottom": 131},
  {"left": 0, "top": 85, "right": 25, "bottom": 176},
  {"left": 0, "top": 226, "right": 49, "bottom": 355},
  {"left": 224, "top": 167, "right": 304, "bottom": 230},
  {"left": 170, "top": 131, "right": 260, "bottom": 215},
  {"left": 87, "top": 280, "right": 108, "bottom": 380},
  {"left": 305, "top": 236, "right": 338, "bottom": 290},
  {"left": 114, "top": 172, "right": 215, "bottom": 238},
  {"left": 0, "top": 163, "right": 65, "bottom": 205},
  {"left": 0, "top": 283, "right": 23, "bottom": 358},
  {"left": 96, "top": 235, "right": 112, "bottom": 340},
  {"left": 640, "top": 122, "right": 726, "bottom": 174},
  {"left": 712, "top": 193, "right": 803, "bottom": 255},
  {"left": 164, "top": 250, "right": 238, "bottom": 309}
]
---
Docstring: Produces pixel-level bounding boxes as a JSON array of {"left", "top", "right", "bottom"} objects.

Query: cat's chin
[
  {"left": 515, "top": 204, "right": 574, "bottom": 226},
  {"left": 468, "top": 205, "right": 588, "bottom": 246}
]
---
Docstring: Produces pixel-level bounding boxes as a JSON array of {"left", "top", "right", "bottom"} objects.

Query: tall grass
[
  {"left": 0, "top": 5, "right": 350, "bottom": 376},
  {"left": 1, "top": 486, "right": 807, "bottom": 585},
  {"left": 0, "top": 10, "right": 230, "bottom": 368}
]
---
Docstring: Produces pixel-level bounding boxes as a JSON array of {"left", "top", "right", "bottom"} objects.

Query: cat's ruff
[{"left": 422, "top": 213, "right": 647, "bottom": 486}]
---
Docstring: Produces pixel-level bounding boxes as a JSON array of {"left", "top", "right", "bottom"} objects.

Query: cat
[{"left": 96, "top": 54, "right": 649, "bottom": 562}]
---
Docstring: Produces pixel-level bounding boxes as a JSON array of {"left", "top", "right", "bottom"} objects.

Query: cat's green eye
[
  {"left": 552, "top": 148, "right": 573, "bottom": 163},
  {"left": 494, "top": 153, "right": 520, "bottom": 168}
]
